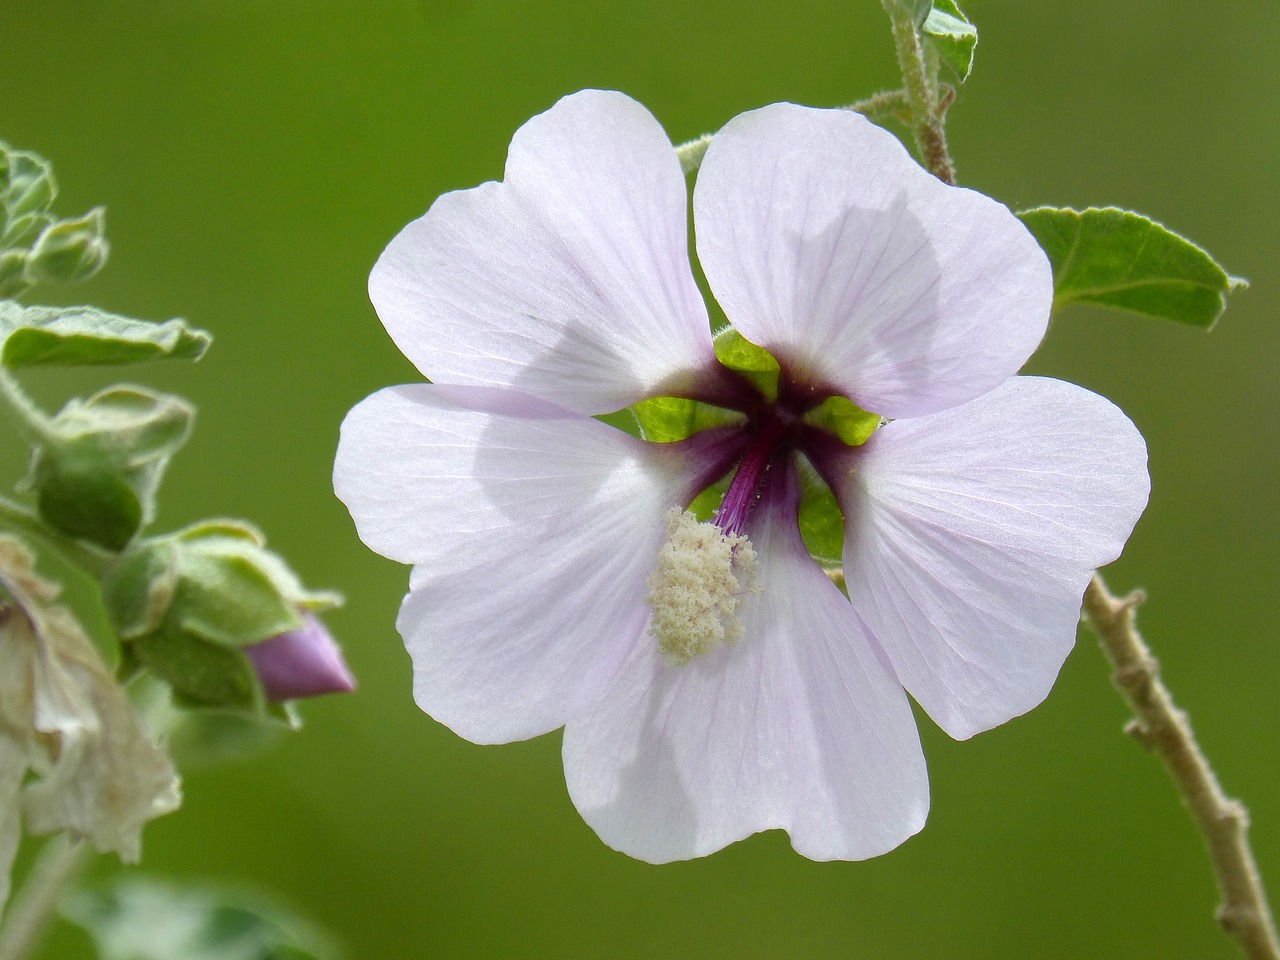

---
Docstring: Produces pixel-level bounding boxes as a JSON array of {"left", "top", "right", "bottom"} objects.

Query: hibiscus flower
[{"left": 333, "top": 90, "right": 1149, "bottom": 863}]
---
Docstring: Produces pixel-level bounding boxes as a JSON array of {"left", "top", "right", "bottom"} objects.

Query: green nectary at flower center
[{"left": 629, "top": 334, "right": 875, "bottom": 667}]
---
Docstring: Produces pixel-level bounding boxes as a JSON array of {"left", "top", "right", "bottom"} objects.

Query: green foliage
[
  {"left": 0, "top": 302, "right": 211, "bottom": 367},
  {"left": 1018, "top": 206, "right": 1245, "bottom": 329},
  {"left": 922, "top": 0, "right": 976, "bottom": 81},
  {"left": 63, "top": 878, "right": 339, "bottom": 960}
]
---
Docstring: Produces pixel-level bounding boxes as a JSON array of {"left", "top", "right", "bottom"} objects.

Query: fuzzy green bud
[
  {"left": 102, "top": 522, "right": 341, "bottom": 710},
  {"left": 26, "top": 386, "right": 193, "bottom": 551},
  {"left": 23, "top": 208, "right": 109, "bottom": 286},
  {"left": 1, "top": 144, "right": 56, "bottom": 223}
]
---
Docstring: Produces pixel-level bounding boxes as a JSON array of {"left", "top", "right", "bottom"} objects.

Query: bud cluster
[
  {"left": 0, "top": 141, "right": 353, "bottom": 720},
  {"left": 1, "top": 142, "right": 108, "bottom": 297},
  {"left": 102, "top": 522, "right": 352, "bottom": 710}
]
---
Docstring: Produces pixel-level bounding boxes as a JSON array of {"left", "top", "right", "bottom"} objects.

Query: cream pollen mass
[{"left": 646, "top": 506, "right": 759, "bottom": 666}]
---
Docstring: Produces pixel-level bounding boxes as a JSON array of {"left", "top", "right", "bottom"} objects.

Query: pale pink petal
[
  {"left": 694, "top": 103, "right": 1052, "bottom": 419},
  {"left": 564, "top": 479, "right": 928, "bottom": 863},
  {"left": 370, "top": 90, "right": 716, "bottom": 415},
  {"left": 835, "top": 376, "right": 1150, "bottom": 740},
  {"left": 334, "top": 384, "right": 689, "bottom": 743}
]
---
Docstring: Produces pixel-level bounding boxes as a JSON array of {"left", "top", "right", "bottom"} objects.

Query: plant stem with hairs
[{"left": 1081, "top": 574, "right": 1280, "bottom": 960}]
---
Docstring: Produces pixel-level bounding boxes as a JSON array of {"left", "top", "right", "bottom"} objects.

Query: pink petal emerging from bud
[{"left": 245, "top": 616, "right": 356, "bottom": 702}]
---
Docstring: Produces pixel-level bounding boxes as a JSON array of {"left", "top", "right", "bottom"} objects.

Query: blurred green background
[{"left": 3, "top": 0, "right": 1278, "bottom": 957}]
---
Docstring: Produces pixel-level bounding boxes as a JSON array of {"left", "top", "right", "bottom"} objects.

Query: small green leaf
[
  {"left": 922, "top": 0, "right": 976, "bottom": 81},
  {"left": 102, "top": 539, "right": 180, "bottom": 639},
  {"left": 713, "top": 326, "right": 780, "bottom": 398},
  {"left": 630, "top": 395, "right": 744, "bottom": 443},
  {"left": 135, "top": 625, "right": 260, "bottom": 709},
  {"left": 0, "top": 144, "right": 56, "bottom": 221},
  {"left": 2, "top": 211, "right": 53, "bottom": 249},
  {"left": 62, "top": 878, "right": 339, "bottom": 960},
  {"left": 0, "top": 302, "right": 211, "bottom": 367},
  {"left": 0, "top": 251, "right": 28, "bottom": 298},
  {"left": 803, "top": 395, "right": 882, "bottom": 446},
  {"left": 33, "top": 456, "right": 143, "bottom": 552},
  {"left": 22, "top": 207, "right": 109, "bottom": 286},
  {"left": 174, "top": 547, "right": 306, "bottom": 648},
  {"left": 56, "top": 386, "right": 195, "bottom": 463},
  {"left": 796, "top": 456, "right": 845, "bottom": 565},
  {"left": 1017, "top": 206, "right": 1245, "bottom": 329}
]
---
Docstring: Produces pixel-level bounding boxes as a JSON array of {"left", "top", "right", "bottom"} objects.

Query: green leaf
[
  {"left": 2, "top": 211, "right": 53, "bottom": 250},
  {"left": 630, "top": 395, "right": 744, "bottom": 443},
  {"left": 795, "top": 456, "right": 845, "bottom": 566},
  {"left": 134, "top": 625, "right": 260, "bottom": 709},
  {"left": 922, "top": 0, "right": 976, "bottom": 81},
  {"left": 712, "top": 326, "right": 780, "bottom": 398},
  {"left": 0, "top": 251, "right": 28, "bottom": 298},
  {"left": 0, "top": 144, "right": 56, "bottom": 221},
  {"left": 803, "top": 395, "right": 882, "bottom": 446},
  {"left": 162, "top": 524, "right": 307, "bottom": 648},
  {"left": 0, "top": 302, "right": 211, "bottom": 367},
  {"left": 32, "top": 456, "right": 143, "bottom": 552},
  {"left": 22, "top": 207, "right": 109, "bottom": 286},
  {"left": 55, "top": 386, "right": 195, "bottom": 463},
  {"left": 1017, "top": 206, "right": 1245, "bottom": 329},
  {"left": 102, "top": 539, "right": 180, "bottom": 639},
  {"left": 62, "top": 878, "right": 339, "bottom": 960}
]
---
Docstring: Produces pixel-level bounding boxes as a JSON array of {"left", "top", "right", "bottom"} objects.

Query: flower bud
[
  {"left": 1, "top": 144, "right": 56, "bottom": 223},
  {"left": 27, "top": 386, "right": 193, "bottom": 551},
  {"left": 244, "top": 615, "right": 355, "bottom": 702},
  {"left": 23, "top": 207, "right": 108, "bottom": 286},
  {"left": 102, "top": 522, "right": 345, "bottom": 711}
]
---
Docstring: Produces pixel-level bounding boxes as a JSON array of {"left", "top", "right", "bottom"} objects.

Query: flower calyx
[{"left": 100, "top": 520, "right": 349, "bottom": 714}]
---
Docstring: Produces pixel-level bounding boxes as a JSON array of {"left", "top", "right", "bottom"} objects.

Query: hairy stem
[
  {"left": 881, "top": 1, "right": 956, "bottom": 184},
  {"left": 1081, "top": 574, "right": 1280, "bottom": 960},
  {"left": 0, "top": 834, "right": 89, "bottom": 960},
  {"left": 0, "top": 368, "right": 57, "bottom": 446}
]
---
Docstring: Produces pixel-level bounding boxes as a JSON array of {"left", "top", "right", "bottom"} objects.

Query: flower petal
[
  {"left": 334, "top": 384, "right": 690, "bottom": 743},
  {"left": 835, "top": 376, "right": 1150, "bottom": 740},
  {"left": 564, "top": 477, "right": 928, "bottom": 863},
  {"left": 369, "top": 89, "right": 716, "bottom": 415},
  {"left": 694, "top": 103, "right": 1052, "bottom": 419}
]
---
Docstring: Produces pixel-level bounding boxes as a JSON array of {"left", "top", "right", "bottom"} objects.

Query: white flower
[
  {"left": 0, "top": 537, "right": 180, "bottom": 906},
  {"left": 334, "top": 90, "right": 1149, "bottom": 862}
]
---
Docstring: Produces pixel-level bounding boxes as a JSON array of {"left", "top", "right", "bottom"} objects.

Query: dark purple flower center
[{"left": 687, "top": 362, "right": 850, "bottom": 537}]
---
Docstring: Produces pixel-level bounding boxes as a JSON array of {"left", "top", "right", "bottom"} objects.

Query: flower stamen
[{"left": 647, "top": 507, "right": 758, "bottom": 666}]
